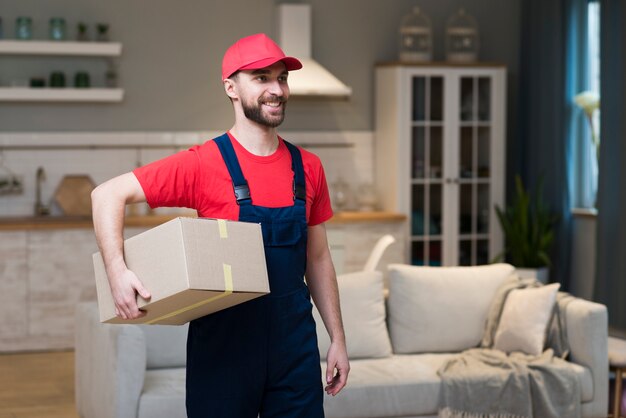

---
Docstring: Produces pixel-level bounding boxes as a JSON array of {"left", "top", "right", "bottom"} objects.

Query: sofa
[{"left": 75, "top": 263, "right": 608, "bottom": 418}]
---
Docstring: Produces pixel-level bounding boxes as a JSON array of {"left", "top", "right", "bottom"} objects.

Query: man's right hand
[{"left": 110, "top": 268, "right": 151, "bottom": 320}]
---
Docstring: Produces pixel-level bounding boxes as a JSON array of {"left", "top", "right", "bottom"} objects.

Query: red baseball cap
[{"left": 221, "top": 33, "right": 303, "bottom": 80}]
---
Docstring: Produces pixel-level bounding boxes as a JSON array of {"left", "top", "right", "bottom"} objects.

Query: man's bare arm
[
  {"left": 91, "top": 172, "right": 151, "bottom": 320},
  {"left": 306, "top": 223, "right": 350, "bottom": 396}
]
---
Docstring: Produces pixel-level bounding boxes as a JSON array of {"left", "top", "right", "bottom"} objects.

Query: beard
[{"left": 241, "top": 95, "right": 287, "bottom": 128}]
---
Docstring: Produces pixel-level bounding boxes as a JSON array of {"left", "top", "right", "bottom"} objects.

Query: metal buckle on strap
[
  {"left": 293, "top": 184, "right": 306, "bottom": 201},
  {"left": 234, "top": 184, "right": 251, "bottom": 204}
]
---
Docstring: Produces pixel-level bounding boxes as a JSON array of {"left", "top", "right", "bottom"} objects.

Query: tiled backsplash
[{"left": 0, "top": 131, "right": 374, "bottom": 217}]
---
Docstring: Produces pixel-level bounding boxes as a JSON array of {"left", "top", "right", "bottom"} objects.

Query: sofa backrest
[
  {"left": 387, "top": 263, "right": 516, "bottom": 354},
  {"left": 138, "top": 323, "right": 188, "bottom": 369}
]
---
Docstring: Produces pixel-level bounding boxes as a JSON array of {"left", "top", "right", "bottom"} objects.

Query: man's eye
[
  {"left": 256, "top": 76, "right": 267, "bottom": 82},
  {"left": 278, "top": 76, "right": 288, "bottom": 82}
]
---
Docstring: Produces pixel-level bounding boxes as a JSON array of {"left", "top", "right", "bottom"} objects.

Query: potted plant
[{"left": 493, "top": 175, "right": 559, "bottom": 283}]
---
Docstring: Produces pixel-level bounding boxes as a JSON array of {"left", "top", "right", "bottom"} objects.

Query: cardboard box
[{"left": 93, "top": 217, "right": 269, "bottom": 325}]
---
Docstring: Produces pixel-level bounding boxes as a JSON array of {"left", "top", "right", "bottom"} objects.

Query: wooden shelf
[
  {"left": 0, "top": 40, "right": 122, "bottom": 56},
  {"left": 0, "top": 87, "right": 124, "bottom": 102},
  {"left": 327, "top": 211, "right": 406, "bottom": 223}
]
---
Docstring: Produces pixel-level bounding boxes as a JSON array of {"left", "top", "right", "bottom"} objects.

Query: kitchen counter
[{"left": 0, "top": 211, "right": 406, "bottom": 230}]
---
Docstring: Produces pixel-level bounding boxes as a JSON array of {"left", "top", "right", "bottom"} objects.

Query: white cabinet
[
  {"left": 0, "top": 40, "right": 124, "bottom": 102},
  {"left": 375, "top": 64, "right": 506, "bottom": 266}
]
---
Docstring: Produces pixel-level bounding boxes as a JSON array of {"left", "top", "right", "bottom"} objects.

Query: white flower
[
  {"left": 574, "top": 91, "right": 600, "bottom": 116},
  {"left": 574, "top": 90, "right": 600, "bottom": 162}
]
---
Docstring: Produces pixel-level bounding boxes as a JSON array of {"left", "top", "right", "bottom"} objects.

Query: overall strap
[
  {"left": 284, "top": 140, "right": 307, "bottom": 205},
  {"left": 213, "top": 134, "right": 251, "bottom": 205}
]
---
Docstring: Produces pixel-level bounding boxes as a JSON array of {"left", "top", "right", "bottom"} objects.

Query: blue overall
[{"left": 186, "top": 134, "right": 325, "bottom": 418}]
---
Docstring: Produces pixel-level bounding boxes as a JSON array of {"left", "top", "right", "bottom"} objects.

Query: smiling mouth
[
  {"left": 262, "top": 101, "right": 282, "bottom": 108},
  {"left": 259, "top": 95, "right": 286, "bottom": 109}
]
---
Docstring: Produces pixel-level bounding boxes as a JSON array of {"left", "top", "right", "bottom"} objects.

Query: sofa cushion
[
  {"left": 493, "top": 283, "right": 560, "bottom": 355},
  {"left": 137, "top": 368, "right": 186, "bottom": 418},
  {"left": 321, "top": 354, "right": 593, "bottom": 418},
  {"left": 387, "top": 263, "right": 516, "bottom": 354},
  {"left": 134, "top": 358, "right": 593, "bottom": 418},
  {"left": 322, "top": 354, "right": 454, "bottom": 418},
  {"left": 139, "top": 324, "right": 188, "bottom": 369},
  {"left": 313, "top": 270, "right": 392, "bottom": 360}
]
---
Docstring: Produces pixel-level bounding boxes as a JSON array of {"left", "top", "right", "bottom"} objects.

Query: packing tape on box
[
  {"left": 218, "top": 219, "right": 228, "bottom": 238},
  {"left": 144, "top": 263, "right": 234, "bottom": 324}
]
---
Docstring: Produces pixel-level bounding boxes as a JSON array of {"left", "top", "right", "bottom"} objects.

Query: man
[{"left": 91, "top": 33, "right": 349, "bottom": 417}]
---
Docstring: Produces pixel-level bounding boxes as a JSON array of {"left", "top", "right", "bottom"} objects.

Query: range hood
[{"left": 277, "top": 4, "right": 352, "bottom": 98}]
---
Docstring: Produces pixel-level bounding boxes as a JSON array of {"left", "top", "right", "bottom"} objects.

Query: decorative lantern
[
  {"left": 399, "top": 7, "right": 433, "bottom": 63},
  {"left": 445, "top": 8, "right": 479, "bottom": 62}
]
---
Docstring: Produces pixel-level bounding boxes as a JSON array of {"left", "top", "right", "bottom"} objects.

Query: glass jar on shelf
[
  {"left": 49, "top": 18, "right": 66, "bottom": 41},
  {"left": 398, "top": 7, "right": 432, "bottom": 63},
  {"left": 74, "top": 71, "right": 90, "bottom": 88},
  {"left": 357, "top": 183, "right": 378, "bottom": 212},
  {"left": 105, "top": 60, "right": 119, "bottom": 87},
  {"left": 15, "top": 17, "right": 33, "bottom": 40},
  {"left": 331, "top": 176, "right": 351, "bottom": 212}
]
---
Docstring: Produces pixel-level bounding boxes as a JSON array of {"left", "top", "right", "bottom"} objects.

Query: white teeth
[{"left": 263, "top": 102, "right": 281, "bottom": 107}]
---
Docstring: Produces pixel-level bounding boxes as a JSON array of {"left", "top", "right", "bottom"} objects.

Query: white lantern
[
  {"left": 445, "top": 8, "right": 479, "bottom": 62},
  {"left": 399, "top": 7, "right": 433, "bottom": 62}
]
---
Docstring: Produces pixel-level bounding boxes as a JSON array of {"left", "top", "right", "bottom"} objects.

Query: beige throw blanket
[{"left": 437, "top": 276, "right": 581, "bottom": 418}]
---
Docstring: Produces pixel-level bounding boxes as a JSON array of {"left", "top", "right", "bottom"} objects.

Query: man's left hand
[{"left": 325, "top": 340, "right": 350, "bottom": 396}]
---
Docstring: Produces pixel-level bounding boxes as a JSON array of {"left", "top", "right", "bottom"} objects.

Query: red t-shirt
[{"left": 133, "top": 132, "right": 333, "bottom": 226}]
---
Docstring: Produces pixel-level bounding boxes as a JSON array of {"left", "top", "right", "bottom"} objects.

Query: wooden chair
[
  {"left": 609, "top": 337, "right": 626, "bottom": 418},
  {"left": 362, "top": 234, "right": 396, "bottom": 272}
]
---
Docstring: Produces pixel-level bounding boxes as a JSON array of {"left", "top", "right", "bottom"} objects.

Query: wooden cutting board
[{"left": 53, "top": 175, "right": 96, "bottom": 216}]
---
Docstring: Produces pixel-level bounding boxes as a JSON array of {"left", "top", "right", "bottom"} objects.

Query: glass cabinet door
[
  {"left": 410, "top": 75, "right": 444, "bottom": 266},
  {"left": 458, "top": 76, "right": 492, "bottom": 265}
]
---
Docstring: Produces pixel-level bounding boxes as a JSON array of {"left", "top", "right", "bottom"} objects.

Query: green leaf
[{"left": 494, "top": 174, "right": 558, "bottom": 267}]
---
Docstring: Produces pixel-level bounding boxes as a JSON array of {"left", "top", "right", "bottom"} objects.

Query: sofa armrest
[
  {"left": 75, "top": 302, "right": 147, "bottom": 418},
  {"left": 564, "top": 297, "right": 608, "bottom": 417}
]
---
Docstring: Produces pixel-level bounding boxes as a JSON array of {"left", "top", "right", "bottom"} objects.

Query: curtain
[
  {"left": 594, "top": 0, "right": 626, "bottom": 334},
  {"left": 519, "top": 0, "right": 580, "bottom": 288}
]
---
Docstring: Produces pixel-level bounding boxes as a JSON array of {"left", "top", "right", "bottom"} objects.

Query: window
[
  {"left": 572, "top": 0, "right": 600, "bottom": 209},
  {"left": 588, "top": 1, "right": 600, "bottom": 137}
]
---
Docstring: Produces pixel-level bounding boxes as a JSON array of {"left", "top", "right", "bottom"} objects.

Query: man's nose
[{"left": 267, "top": 80, "right": 286, "bottom": 96}]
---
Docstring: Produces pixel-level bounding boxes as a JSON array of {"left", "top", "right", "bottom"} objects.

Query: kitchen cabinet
[
  {"left": 0, "top": 232, "right": 28, "bottom": 341},
  {"left": 375, "top": 64, "right": 506, "bottom": 266},
  {"left": 0, "top": 227, "right": 145, "bottom": 352},
  {"left": 0, "top": 40, "right": 123, "bottom": 102}
]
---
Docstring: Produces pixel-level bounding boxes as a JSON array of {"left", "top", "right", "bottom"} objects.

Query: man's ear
[{"left": 224, "top": 78, "right": 238, "bottom": 100}]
